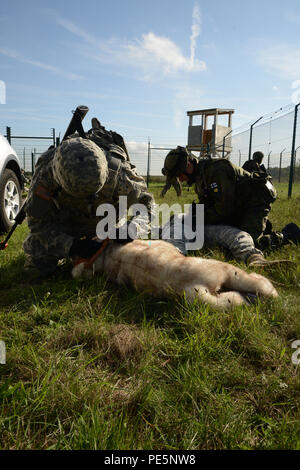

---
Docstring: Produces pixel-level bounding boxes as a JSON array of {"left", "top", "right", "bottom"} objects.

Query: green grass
[{"left": 0, "top": 182, "right": 299, "bottom": 450}]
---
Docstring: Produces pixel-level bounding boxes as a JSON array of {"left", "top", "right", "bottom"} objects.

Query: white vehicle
[{"left": 0, "top": 134, "right": 23, "bottom": 232}]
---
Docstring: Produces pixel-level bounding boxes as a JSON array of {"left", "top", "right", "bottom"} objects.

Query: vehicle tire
[{"left": 0, "top": 169, "right": 22, "bottom": 232}]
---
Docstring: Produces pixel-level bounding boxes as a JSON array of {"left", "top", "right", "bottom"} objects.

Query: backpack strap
[
  {"left": 98, "top": 152, "right": 123, "bottom": 200},
  {"left": 107, "top": 154, "right": 122, "bottom": 173}
]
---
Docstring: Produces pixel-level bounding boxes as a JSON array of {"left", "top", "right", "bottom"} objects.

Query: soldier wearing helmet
[
  {"left": 23, "top": 134, "right": 154, "bottom": 279},
  {"left": 242, "top": 151, "right": 268, "bottom": 176},
  {"left": 162, "top": 147, "right": 300, "bottom": 266}
]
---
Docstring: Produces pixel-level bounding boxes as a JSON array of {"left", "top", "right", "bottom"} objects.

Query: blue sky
[{"left": 0, "top": 0, "right": 300, "bottom": 172}]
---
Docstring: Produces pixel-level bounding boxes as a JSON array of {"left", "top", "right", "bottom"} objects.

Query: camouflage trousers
[
  {"left": 23, "top": 231, "right": 74, "bottom": 277},
  {"left": 236, "top": 204, "right": 285, "bottom": 251},
  {"left": 162, "top": 214, "right": 263, "bottom": 263}
]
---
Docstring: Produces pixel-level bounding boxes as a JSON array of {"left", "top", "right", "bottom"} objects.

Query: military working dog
[{"left": 72, "top": 239, "right": 278, "bottom": 309}]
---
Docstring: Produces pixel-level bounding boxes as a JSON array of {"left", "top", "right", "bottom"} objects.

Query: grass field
[{"left": 0, "top": 182, "right": 299, "bottom": 450}]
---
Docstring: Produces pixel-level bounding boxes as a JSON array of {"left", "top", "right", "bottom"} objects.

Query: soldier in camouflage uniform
[
  {"left": 160, "top": 168, "right": 182, "bottom": 198},
  {"left": 23, "top": 130, "right": 154, "bottom": 278},
  {"left": 162, "top": 147, "right": 300, "bottom": 266},
  {"left": 242, "top": 151, "right": 268, "bottom": 177}
]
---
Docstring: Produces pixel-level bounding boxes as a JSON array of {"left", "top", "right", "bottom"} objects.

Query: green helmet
[
  {"left": 53, "top": 137, "right": 108, "bottom": 197},
  {"left": 253, "top": 151, "right": 264, "bottom": 163},
  {"left": 163, "top": 146, "right": 188, "bottom": 176}
]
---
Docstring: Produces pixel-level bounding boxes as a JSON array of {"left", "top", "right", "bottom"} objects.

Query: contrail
[{"left": 190, "top": 2, "right": 201, "bottom": 68}]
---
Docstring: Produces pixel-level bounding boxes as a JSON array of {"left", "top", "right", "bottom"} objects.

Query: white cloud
[
  {"left": 126, "top": 32, "right": 206, "bottom": 75},
  {"left": 190, "top": 2, "right": 202, "bottom": 69},
  {"left": 285, "top": 11, "right": 300, "bottom": 24},
  {"left": 0, "top": 47, "right": 83, "bottom": 80},
  {"left": 43, "top": 8, "right": 99, "bottom": 47},
  {"left": 48, "top": 3, "right": 206, "bottom": 78},
  {"left": 56, "top": 17, "right": 96, "bottom": 46},
  {"left": 126, "top": 2, "right": 205, "bottom": 75},
  {"left": 258, "top": 44, "right": 300, "bottom": 80}
]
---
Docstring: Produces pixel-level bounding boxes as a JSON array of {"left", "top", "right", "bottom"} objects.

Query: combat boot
[
  {"left": 247, "top": 253, "right": 295, "bottom": 269},
  {"left": 281, "top": 223, "right": 300, "bottom": 245}
]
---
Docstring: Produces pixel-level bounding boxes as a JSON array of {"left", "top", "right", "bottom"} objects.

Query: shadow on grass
[{"left": 0, "top": 253, "right": 178, "bottom": 328}]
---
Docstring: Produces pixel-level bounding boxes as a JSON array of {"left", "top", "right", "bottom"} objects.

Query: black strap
[{"left": 107, "top": 154, "right": 122, "bottom": 173}]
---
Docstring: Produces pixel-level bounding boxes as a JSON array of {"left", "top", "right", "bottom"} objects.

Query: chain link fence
[
  {"left": 2, "top": 126, "right": 57, "bottom": 173},
  {"left": 3, "top": 104, "right": 300, "bottom": 196},
  {"left": 223, "top": 105, "right": 300, "bottom": 191}
]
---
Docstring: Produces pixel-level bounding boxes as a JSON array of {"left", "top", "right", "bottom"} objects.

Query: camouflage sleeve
[
  {"left": 202, "top": 166, "right": 236, "bottom": 225},
  {"left": 114, "top": 161, "right": 156, "bottom": 237},
  {"left": 242, "top": 160, "right": 262, "bottom": 174},
  {"left": 242, "top": 160, "right": 253, "bottom": 172},
  {"left": 24, "top": 150, "right": 74, "bottom": 259},
  {"left": 115, "top": 161, "right": 155, "bottom": 214}
]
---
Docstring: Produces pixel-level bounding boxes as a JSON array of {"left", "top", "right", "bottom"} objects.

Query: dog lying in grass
[{"left": 71, "top": 239, "right": 278, "bottom": 309}]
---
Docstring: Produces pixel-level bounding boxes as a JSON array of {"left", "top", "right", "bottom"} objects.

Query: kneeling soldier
[
  {"left": 162, "top": 147, "right": 299, "bottom": 267},
  {"left": 23, "top": 134, "right": 155, "bottom": 279}
]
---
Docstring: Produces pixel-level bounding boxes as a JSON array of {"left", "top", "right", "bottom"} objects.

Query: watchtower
[{"left": 187, "top": 108, "right": 234, "bottom": 158}]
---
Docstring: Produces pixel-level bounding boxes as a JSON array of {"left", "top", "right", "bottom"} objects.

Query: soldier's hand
[{"left": 69, "top": 239, "right": 101, "bottom": 259}]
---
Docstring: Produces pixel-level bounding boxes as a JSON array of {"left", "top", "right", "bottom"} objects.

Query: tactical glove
[{"left": 69, "top": 239, "right": 101, "bottom": 258}]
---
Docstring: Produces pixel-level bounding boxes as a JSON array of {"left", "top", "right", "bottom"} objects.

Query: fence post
[
  {"left": 248, "top": 116, "right": 263, "bottom": 160},
  {"left": 56, "top": 137, "right": 60, "bottom": 147},
  {"left": 146, "top": 137, "right": 151, "bottom": 188},
  {"left": 23, "top": 147, "right": 26, "bottom": 170},
  {"left": 294, "top": 146, "right": 300, "bottom": 183},
  {"left": 31, "top": 151, "right": 34, "bottom": 175},
  {"left": 222, "top": 130, "right": 232, "bottom": 158},
  {"left": 6, "top": 126, "right": 11, "bottom": 144},
  {"left": 279, "top": 148, "right": 286, "bottom": 183},
  {"left": 52, "top": 128, "right": 56, "bottom": 147},
  {"left": 288, "top": 103, "right": 300, "bottom": 198},
  {"left": 267, "top": 151, "right": 272, "bottom": 170},
  {"left": 31, "top": 147, "right": 37, "bottom": 175}
]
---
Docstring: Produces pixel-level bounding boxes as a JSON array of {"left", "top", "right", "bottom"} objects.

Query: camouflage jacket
[
  {"left": 242, "top": 159, "right": 268, "bottom": 176},
  {"left": 25, "top": 142, "right": 155, "bottom": 257},
  {"left": 194, "top": 159, "right": 276, "bottom": 225}
]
